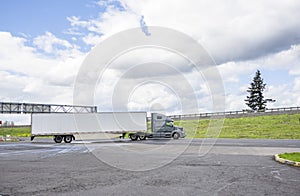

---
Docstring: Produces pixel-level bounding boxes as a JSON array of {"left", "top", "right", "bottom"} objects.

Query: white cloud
[
  {"left": 33, "top": 31, "right": 72, "bottom": 53},
  {"left": 64, "top": 0, "right": 300, "bottom": 66},
  {"left": 63, "top": 0, "right": 300, "bottom": 66},
  {"left": 218, "top": 61, "right": 258, "bottom": 83},
  {"left": 82, "top": 33, "right": 102, "bottom": 45},
  {"left": 0, "top": 32, "right": 85, "bottom": 105},
  {"left": 66, "top": 4, "right": 140, "bottom": 43},
  {"left": 264, "top": 84, "right": 299, "bottom": 107},
  {"left": 293, "top": 77, "right": 300, "bottom": 91},
  {"left": 85, "top": 46, "right": 216, "bottom": 114},
  {"left": 33, "top": 31, "right": 82, "bottom": 58},
  {"left": 67, "top": 16, "right": 96, "bottom": 32},
  {"left": 141, "top": 0, "right": 300, "bottom": 63},
  {"left": 127, "top": 83, "right": 181, "bottom": 113},
  {"left": 258, "top": 44, "right": 300, "bottom": 72},
  {"left": 225, "top": 94, "right": 246, "bottom": 111},
  {"left": 218, "top": 44, "right": 300, "bottom": 80},
  {"left": 97, "top": 0, "right": 125, "bottom": 10}
]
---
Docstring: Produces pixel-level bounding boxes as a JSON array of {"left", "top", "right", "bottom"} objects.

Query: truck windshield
[{"left": 166, "top": 121, "right": 174, "bottom": 127}]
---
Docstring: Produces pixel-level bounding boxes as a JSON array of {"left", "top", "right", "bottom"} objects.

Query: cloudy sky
[{"left": 1, "top": 0, "right": 300, "bottom": 124}]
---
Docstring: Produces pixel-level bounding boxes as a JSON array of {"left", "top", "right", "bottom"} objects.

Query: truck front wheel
[
  {"left": 172, "top": 132, "right": 180, "bottom": 140},
  {"left": 54, "top": 135, "right": 63, "bottom": 143},
  {"left": 64, "top": 135, "right": 73, "bottom": 143}
]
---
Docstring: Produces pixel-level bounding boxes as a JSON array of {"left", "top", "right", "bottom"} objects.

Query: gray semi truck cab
[{"left": 128, "top": 113, "right": 185, "bottom": 140}]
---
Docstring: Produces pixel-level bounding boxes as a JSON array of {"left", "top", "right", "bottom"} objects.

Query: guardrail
[{"left": 168, "top": 106, "right": 300, "bottom": 120}]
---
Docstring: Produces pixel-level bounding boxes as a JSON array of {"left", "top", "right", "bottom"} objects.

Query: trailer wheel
[
  {"left": 172, "top": 132, "right": 180, "bottom": 140},
  {"left": 54, "top": 135, "right": 63, "bottom": 143},
  {"left": 138, "top": 134, "right": 146, "bottom": 140},
  {"left": 64, "top": 135, "right": 73, "bottom": 143},
  {"left": 129, "top": 134, "right": 138, "bottom": 141}
]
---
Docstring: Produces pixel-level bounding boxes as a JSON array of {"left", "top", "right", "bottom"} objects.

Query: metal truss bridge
[{"left": 0, "top": 102, "right": 97, "bottom": 114}]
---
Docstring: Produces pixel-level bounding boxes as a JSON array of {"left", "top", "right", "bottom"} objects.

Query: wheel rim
[
  {"left": 130, "top": 135, "right": 137, "bottom": 140},
  {"left": 173, "top": 133, "right": 179, "bottom": 139},
  {"left": 64, "top": 136, "right": 72, "bottom": 143},
  {"left": 54, "top": 136, "right": 63, "bottom": 143}
]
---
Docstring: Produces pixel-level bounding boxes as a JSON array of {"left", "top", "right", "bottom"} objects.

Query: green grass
[
  {"left": 174, "top": 113, "right": 300, "bottom": 139},
  {"left": 0, "top": 126, "right": 31, "bottom": 137},
  {"left": 279, "top": 152, "right": 300, "bottom": 162}
]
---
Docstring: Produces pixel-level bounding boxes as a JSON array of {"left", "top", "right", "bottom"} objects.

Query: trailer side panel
[{"left": 31, "top": 112, "right": 147, "bottom": 135}]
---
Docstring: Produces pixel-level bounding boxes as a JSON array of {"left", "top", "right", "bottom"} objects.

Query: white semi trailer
[{"left": 31, "top": 112, "right": 185, "bottom": 143}]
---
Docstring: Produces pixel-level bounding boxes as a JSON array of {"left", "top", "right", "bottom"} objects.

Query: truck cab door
[
  {"left": 154, "top": 125, "right": 172, "bottom": 138},
  {"left": 152, "top": 130, "right": 161, "bottom": 138}
]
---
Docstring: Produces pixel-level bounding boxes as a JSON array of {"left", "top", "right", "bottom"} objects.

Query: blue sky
[
  {"left": 1, "top": 0, "right": 300, "bottom": 124},
  {"left": 0, "top": 0, "right": 126, "bottom": 53},
  {"left": 1, "top": 1, "right": 95, "bottom": 35},
  {"left": 1, "top": 0, "right": 101, "bottom": 52}
]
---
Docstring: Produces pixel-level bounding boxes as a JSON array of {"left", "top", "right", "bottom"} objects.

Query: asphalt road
[
  {"left": 140, "top": 138, "right": 300, "bottom": 147},
  {"left": 0, "top": 138, "right": 300, "bottom": 196}
]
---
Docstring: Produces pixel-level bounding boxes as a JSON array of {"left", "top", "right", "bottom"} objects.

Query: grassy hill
[
  {"left": 175, "top": 113, "right": 300, "bottom": 139},
  {"left": 1, "top": 113, "right": 300, "bottom": 139}
]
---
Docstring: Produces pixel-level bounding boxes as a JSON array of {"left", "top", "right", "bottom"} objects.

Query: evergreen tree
[{"left": 245, "top": 70, "right": 267, "bottom": 111}]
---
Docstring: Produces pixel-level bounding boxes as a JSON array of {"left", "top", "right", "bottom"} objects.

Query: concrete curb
[{"left": 274, "top": 154, "right": 300, "bottom": 167}]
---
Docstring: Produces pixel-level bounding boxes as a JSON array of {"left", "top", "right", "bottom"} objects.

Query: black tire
[
  {"left": 172, "top": 132, "right": 180, "bottom": 140},
  {"left": 129, "top": 134, "right": 138, "bottom": 141},
  {"left": 54, "top": 135, "right": 63, "bottom": 143},
  {"left": 64, "top": 135, "right": 73, "bottom": 143},
  {"left": 139, "top": 134, "right": 146, "bottom": 140}
]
